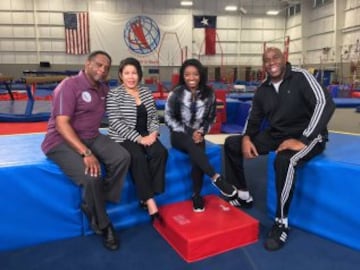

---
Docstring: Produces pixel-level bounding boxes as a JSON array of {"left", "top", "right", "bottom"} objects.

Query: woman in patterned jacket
[
  {"left": 164, "top": 58, "right": 239, "bottom": 212},
  {"left": 106, "top": 57, "right": 168, "bottom": 223}
]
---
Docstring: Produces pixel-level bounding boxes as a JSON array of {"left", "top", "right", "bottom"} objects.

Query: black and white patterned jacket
[
  {"left": 106, "top": 84, "right": 159, "bottom": 143},
  {"left": 164, "top": 85, "right": 216, "bottom": 135}
]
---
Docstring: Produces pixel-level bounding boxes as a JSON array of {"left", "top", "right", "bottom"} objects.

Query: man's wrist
[{"left": 81, "top": 148, "right": 92, "bottom": 158}]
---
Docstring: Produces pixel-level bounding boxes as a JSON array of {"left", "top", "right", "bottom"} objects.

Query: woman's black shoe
[
  {"left": 150, "top": 212, "right": 164, "bottom": 225},
  {"left": 102, "top": 223, "right": 119, "bottom": 251},
  {"left": 139, "top": 200, "right": 148, "bottom": 210}
]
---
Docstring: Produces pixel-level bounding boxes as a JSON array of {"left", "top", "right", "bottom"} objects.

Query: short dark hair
[
  {"left": 87, "top": 50, "right": 112, "bottom": 65},
  {"left": 118, "top": 57, "right": 143, "bottom": 82}
]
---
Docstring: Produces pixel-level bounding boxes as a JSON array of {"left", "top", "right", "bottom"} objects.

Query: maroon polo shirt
[{"left": 41, "top": 70, "right": 108, "bottom": 154}]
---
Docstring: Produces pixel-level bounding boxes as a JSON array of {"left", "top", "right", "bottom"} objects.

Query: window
[
  {"left": 287, "top": 4, "right": 301, "bottom": 17},
  {"left": 313, "top": 0, "right": 333, "bottom": 8}
]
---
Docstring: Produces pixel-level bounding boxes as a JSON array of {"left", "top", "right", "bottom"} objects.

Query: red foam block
[{"left": 153, "top": 195, "right": 259, "bottom": 262}]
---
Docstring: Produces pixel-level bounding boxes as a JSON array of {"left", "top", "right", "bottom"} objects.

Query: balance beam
[{"left": 24, "top": 75, "right": 67, "bottom": 85}]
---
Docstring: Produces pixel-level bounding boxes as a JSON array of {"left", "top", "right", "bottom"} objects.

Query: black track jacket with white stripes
[{"left": 244, "top": 63, "right": 335, "bottom": 145}]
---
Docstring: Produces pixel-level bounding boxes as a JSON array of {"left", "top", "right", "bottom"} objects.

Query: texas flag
[{"left": 193, "top": 15, "right": 217, "bottom": 55}]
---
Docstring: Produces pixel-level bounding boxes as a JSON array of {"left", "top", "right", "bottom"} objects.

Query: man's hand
[
  {"left": 276, "top": 138, "right": 306, "bottom": 153},
  {"left": 242, "top": 136, "right": 258, "bottom": 159},
  {"left": 83, "top": 155, "right": 101, "bottom": 177}
]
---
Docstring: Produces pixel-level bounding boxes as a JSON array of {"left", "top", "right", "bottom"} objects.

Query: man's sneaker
[
  {"left": 264, "top": 221, "right": 289, "bottom": 251},
  {"left": 192, "top": 195, "right": 205, "bottom": 212},
  {"left": 212, "top": 176, "right": 237, "bottom": 197},
  {"left": 228, "top": 195, "right": 253, "bottom": 209}
]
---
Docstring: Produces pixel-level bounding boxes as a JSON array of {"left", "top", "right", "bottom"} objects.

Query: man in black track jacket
[{"left": 224, "top": 47, "right": 335, "bottom": 251}]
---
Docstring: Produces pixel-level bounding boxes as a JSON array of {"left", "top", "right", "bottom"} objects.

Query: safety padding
[
  {"left": 267, "top": 133, "right": 360, "bottom": 251},
  {"left": 83, "top": 133, "right": 221, "bottom": 235},
  {"left": 0, "top": 126, "right": 221, "bottom": 250},
  {"left": 221, "top": 99, "right": 251, "bottom": 134},
  {"left": 153, "top": 195, "right": 259, "bottom": 262},
  {"left": 0, "top": 134, "right": 82, "bottom": 251},
  {"left": 333, "top": 97, "right": 360, "bottom": 108}
]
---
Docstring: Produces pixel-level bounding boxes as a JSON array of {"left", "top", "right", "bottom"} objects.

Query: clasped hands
[
  {"left": 192, "top": 130, "right": 204, "bottom": 144},
  {"left": 138, "top": 132, "right": 158, "bottom": 146}
]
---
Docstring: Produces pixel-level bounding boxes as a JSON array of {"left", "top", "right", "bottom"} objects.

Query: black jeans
[{"left": 170, "top": 131, "right": 217, "bottom": 196}]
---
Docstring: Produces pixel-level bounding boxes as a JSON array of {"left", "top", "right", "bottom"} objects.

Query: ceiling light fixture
[
  {"left": 180, "top": 1, "right": 193, "bottom": 6},
  {"left": 266, "top": 10, "right": 279, "bottom": 15},
  {"left": 225, "top": 5, "right": 238, "bottom": 11},
  {"left": 239, "top": 7, "right": 247, "bottom": 14}
]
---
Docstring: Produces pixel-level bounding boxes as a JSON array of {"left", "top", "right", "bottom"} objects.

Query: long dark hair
[{"left": 178, "top": 58, "right": 212, "bottom": 99}]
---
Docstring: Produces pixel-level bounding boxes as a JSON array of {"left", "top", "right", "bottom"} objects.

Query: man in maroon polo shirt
[{"left": 41, "top": 50, "right": 130, "bottom": 251}]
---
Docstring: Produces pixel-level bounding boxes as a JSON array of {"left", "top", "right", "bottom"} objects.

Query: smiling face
[
  {"left": 183, "top": 65, "right": 200, "bottom": 91},
  {"left": 263, "top": 47, "right": 286, "bottom": 83},
  {"left": 119, "top": 64, "right": 139, "bottom": 90},
  {"left": 85, "top": 53, "right": 111, "bottom": 84}
]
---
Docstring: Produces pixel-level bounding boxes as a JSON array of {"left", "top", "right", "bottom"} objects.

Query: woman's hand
[
  {"left": 192, "top": 130, "right": 204, "bottom": 144},
  {"left": 139, "top": 132, "right": 157, "bottom": 146}
]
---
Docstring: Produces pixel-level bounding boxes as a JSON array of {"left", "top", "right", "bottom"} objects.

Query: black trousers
[
  {"left": 170, "top": 131, "right": 217, "bottom": 196},
  {"left": 224, "top": 131, "right": 325, "bottom": 219},
  {"left": 47, "top": 134, "right": 130, "bottom": 229},
  {"left": 120, "top": 139, "right": 168, "bottom": 201}
]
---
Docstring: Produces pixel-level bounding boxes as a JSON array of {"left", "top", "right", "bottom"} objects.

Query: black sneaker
[
  {"left": 212, "top": 176, "right": 237, "bottom": 197},
  {"left": 264, "top": 221, "right": 289, "bottom": 251},
  {"left": 228, "top": 195, "right": 254, "bottom": 209},
  {"left": 192, "top": 195, "right": 205, "bottom": 212}
]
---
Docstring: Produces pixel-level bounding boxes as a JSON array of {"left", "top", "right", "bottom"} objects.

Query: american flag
[{"left": 63, "top": 12, "right": 90, "bottom": 55}]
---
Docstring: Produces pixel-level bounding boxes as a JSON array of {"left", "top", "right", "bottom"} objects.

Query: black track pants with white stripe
[{"left": 224, "top": 131, "right": 326, "bottom": 219}]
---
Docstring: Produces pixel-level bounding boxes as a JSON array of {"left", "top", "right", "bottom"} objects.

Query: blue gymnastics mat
[
  {"left": 267, "top": 132, "right": 360, "bottom": 250},
  {"left": 0, "top": 126, "right": 221, "bottom": 251}
]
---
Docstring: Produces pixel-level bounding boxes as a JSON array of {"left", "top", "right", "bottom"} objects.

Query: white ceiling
[{"left": 178, "top": 0, "right": 301, "bottom": 16}]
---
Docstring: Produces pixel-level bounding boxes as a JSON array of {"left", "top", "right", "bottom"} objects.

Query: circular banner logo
[{"left": 124, "top": 16, "right": 161, "bottom": 55}]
